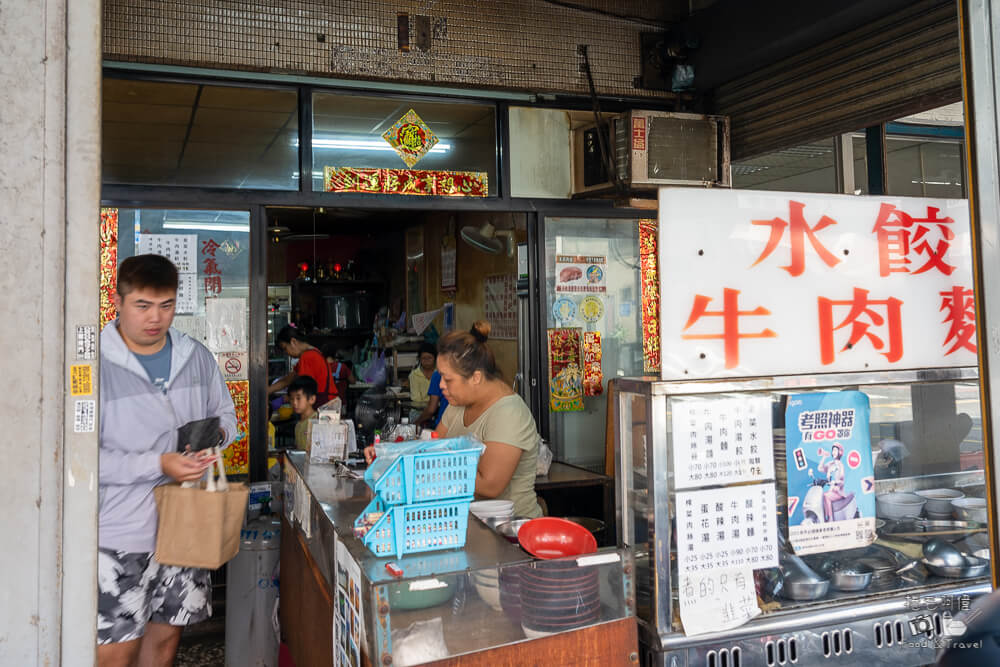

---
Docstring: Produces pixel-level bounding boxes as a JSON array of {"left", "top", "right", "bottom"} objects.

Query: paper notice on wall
[
  {"left": 175, "top": 273, "right": 197, "bottom": 314},
  {"left": 484, "top": 274, "right": 517, "bottom": 339},
  {"left": 138, "top": 233, "right": 197, "bottom": 273},
  {"left": 671, "top": 396, "right": 775, "bottom": 489},
  {"left": 441, "top": 246, "right": 456, "bottom": 289},
  {"left": 555, "top": 255, "right": 607, "bottom": 293},
  {"left": 679, "top": 568, "right": 761, "bottom": 636},
  {"left": 676, "top": 483, "right": 778, "bottom": 575},
  {"left": 74, "top": 400, "right": 96, "bottom": 433},
  {"left": 206, "top": 298, "right": 247, "bottom": 352},
  {"left": 296, "top": 476, "right": 311, "bottom": 539},
  {"left": 412, "top": 308, "right": 442, "bottom": 335},
  {"left": 172, "top": 315, "right": 208, "bottom": 344}
]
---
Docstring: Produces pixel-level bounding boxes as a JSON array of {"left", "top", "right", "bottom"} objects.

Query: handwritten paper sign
[
  {"left": 658, "top": 190, "right": 975, "bottom": 379},
  {"left": 206, "top": 298, "right": 247, "bottom": 353},
  {"left": 671, "top": 396, "right": 774, "bottom": 489},
  {"left": 679, "top": 568, "right": 761, "bottom": 636}
]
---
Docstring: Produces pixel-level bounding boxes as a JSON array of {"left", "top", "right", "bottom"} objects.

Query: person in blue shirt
[{"left": 415, "top": 370, "right": 449, "bottom": 429}]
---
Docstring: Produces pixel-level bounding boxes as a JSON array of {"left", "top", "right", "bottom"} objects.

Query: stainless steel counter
[{"left": 283, "top": 450, "right": 532, "bottom": 587}]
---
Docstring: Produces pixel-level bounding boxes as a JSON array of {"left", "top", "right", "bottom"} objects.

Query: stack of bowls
[
  {"left": 499, "top": 568, "right": 522, "bottom": 623},
  {"left": 470, "top": 500, "right": 514, "bottom": 526},
  {"left": 916, "top": 489, "right": 964, "bottom": 520},
  {"left": 520, "top": 560, "right": 601, "bottom": 637},
  {"left": 471, "top": 568, "right": 502, "bottom": 611}
]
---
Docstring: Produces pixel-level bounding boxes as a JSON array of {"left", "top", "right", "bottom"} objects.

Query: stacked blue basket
[{"left": 354, "top": 436, "right": 485, "bottom": 559}]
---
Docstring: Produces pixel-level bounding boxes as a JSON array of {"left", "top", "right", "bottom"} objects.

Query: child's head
[{"left": 288, "top": 376, "right": 318, "bottom": 417}]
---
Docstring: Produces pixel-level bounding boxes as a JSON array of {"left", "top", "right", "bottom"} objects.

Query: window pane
[
  {"left": 103, "top": 79, "right": 298, "bottom": 190},
  {"left": 312, "top": 92, "right": 497, "bottom": 194},
  {"left": 886, "top": 137, "right": 964, "bottom": 198},
  {"left": 732, "top": 139, "right": 836, "bottom": 192},
  {"left": 852, "top": 135, "right": 869, "bottom": 194}
]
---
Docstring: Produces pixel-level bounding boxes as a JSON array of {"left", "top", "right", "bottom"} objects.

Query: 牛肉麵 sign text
[{"left": 659, "top": 190, "right": 975, "bottom": 380}]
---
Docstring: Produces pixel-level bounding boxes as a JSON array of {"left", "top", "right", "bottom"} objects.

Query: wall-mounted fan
[{"left": 459, "top": 222, "right": 515, "bottom": 257}]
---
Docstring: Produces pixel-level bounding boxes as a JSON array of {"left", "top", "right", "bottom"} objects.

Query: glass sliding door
[{"left": 542, "top": 216, "right": 644, "bottom": 471}]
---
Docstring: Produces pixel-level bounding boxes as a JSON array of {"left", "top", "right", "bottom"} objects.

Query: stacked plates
[
  {"left": 471, "top": 567, "right": 522, "bottom": 622},
  {"left": 519, "top": 560, "right": 601, "bottom": 637},
  {"left": 470, "top": 500, "right": 514, "bottom": 525}
]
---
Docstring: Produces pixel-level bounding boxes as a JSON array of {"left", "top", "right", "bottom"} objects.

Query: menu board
[
  {"left": 676, "top": 483, "right": 779, "bottom": 575},
  {"left": 671, "top": 396, "right": 774, "bottom": 489}
]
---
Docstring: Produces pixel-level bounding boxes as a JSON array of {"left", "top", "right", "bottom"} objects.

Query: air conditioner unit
[{"left": 572, "top": 110, "right": 730, "bottom": 196}]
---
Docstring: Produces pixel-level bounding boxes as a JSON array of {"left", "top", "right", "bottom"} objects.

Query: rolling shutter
[{"left": 714, "top": 0, "right": 962, "bottom": 160}]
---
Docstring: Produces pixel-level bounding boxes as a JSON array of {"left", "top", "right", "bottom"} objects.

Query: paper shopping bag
[{"left": 153, "top": 481, "right": 249, "bottom": 569}]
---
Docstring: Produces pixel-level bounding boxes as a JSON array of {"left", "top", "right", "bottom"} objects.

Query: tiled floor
[{"left": 175, "top": 633, "right": 225, "bottom": 666}]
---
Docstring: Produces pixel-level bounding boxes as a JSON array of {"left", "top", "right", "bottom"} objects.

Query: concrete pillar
[{"left": 0, "top": 0, "right": 102, "bottom": 663}]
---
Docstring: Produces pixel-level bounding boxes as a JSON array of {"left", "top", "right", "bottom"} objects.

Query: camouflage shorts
[{"left": 97, "top": 548, "right": 212, "bottom": 644}]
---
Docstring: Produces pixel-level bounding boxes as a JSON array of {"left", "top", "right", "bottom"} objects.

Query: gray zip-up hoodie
[{"left": 99, "top": 322, "right": 237, "bottom": 553}]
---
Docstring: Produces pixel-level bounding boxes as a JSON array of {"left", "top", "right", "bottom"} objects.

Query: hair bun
[{"left": 470, "top": 320, "right": 491, "bottom": 343}]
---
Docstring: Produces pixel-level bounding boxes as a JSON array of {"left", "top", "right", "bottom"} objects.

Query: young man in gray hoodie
[{"left": 97, "top": 254, "right": 237, "bottom": 667}]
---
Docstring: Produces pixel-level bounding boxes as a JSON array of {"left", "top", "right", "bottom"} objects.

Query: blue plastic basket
[
  {"left": 364, "top": 437, "right": 483, "bottom": 506},
  {"left": 354, "top": 496, "right": 472, "bottom": 559}
]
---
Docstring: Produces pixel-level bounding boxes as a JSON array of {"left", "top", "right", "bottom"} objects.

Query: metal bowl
[
  {"left": 876, "top": 492, "right": 926, "bottom": 520},
  {"left": 495, "top": 518, "right": 532, "bottom": 543},
  {"left": 780, "top": 578, "right": 830, "bottom": 601},
  {"left": 951, "top": 498, "right": 988, "bottom": 524},
  {"left": 562, "top": 516, "right": 606, "bottom": 537},
  {"left": 923, "top": 554, "right": 990, "bottom": 579},
  {"left": 829, "top": 564, "right": 874, "bottom": 592},
  {"left": 916, "top": 488, "right": 965, "bottom": 515}
]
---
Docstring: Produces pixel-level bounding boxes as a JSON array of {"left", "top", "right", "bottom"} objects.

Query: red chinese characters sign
[
  {"left": 659, "top": 190, "right": 975, "bottom": 379},
  {"left": 324, "top": 167, "right": 488, "bottom": 197}
]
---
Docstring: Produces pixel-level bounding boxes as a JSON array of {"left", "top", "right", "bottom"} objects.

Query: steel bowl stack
[{"left": 519, "top": 560, "right": 602, "bottom": 637}]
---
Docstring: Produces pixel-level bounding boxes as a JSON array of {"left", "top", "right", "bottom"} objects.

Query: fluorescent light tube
[{"left": 163, "top": 221, "right": 250, "bottom": 233}]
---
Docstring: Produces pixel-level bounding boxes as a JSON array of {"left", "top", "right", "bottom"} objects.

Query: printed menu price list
[
  {"left": 671, "top": 396, "right": 774, "bottom": 489},
  {"left": 676, "top": 483, "right": 779, "bottom": 575}
]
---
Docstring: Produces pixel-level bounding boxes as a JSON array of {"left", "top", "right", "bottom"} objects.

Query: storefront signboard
[
  {"left": 324, "top": 166, "right": 487, "bottom": 197},
  {"left": 676, "top": 483, "right": 779, "bottom": 575},
  {"left": 785, "top": 391, "right": 875, "bottom": 555},
  {"left": 670, "top": 396, "right": 774, "bottom": 489},
  {"left": 658, "top": 190, "right": 975, "bottom": 380}
]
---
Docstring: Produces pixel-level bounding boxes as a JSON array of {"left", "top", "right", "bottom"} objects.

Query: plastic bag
[
  {"left": 536, "top": 438, "right": 553, "bottom": 476},
  {"left": 362, "top": 350, "right": 387, "bottom": 384},
  {"left": 391, "top": 617, "right": 449, "bottom": 666}
]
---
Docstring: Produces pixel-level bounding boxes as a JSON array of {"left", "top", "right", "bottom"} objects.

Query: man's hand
[
  {"left": 161, "top": 451, "right": 215, "bottom": 482},
  {"left": 364, "top": 445, "right": 376, "bottom": 464}
]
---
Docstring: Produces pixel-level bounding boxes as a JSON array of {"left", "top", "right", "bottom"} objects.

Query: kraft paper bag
[{"left": 153, "top": 481, "right": 249, "bottom": 570}]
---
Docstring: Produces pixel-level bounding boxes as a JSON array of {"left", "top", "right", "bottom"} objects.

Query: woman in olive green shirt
[{"left": 434, "top": 320, "right": 543, "bottom": 518}]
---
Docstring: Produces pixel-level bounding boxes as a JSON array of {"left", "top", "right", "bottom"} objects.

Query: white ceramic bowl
[
  {"left": 474, "top": 580, "right": 502, "bottom": 611},
  {"left": 471, "top": 500, "right": 514, "bottom": 514},
  {"left": 876, "top": 492, "right": 927, "bottom": 520},
  {"left": 916, "top": 489, "right": 965, "bottom": 515}
]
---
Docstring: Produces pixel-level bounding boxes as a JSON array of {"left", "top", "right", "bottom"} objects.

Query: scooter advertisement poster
[{"left": 785, "top": 391, "right": 876, "bottom": 555}]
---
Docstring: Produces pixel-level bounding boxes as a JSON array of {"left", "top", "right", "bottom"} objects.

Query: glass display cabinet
[
  {"left": 281, "top": 452, "right": 637, "bottom": 666},
  {"left": 614, "top": 368, "right": 992, "bottom": 667}
]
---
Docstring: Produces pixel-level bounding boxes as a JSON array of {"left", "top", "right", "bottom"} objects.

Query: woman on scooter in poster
[{"left": 817, "top": 442, "right": 847, "bottom": 522}]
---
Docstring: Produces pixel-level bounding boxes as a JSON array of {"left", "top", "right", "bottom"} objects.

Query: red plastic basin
[{"left": 517, "top": 517, "right": 597, "bottom": 559}]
